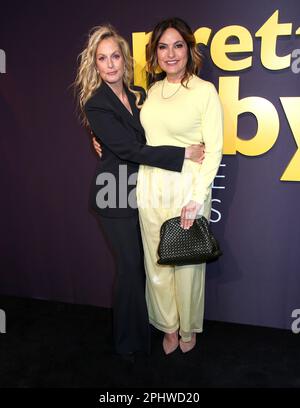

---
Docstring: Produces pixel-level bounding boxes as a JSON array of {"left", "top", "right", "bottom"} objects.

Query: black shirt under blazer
[{"left": 85, "top": 81, "right": 185, "bottom": 218}]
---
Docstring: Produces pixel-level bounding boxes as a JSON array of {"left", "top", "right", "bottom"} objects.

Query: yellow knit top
[{"left": 140, "top": 74, "right": 224, "bottom": 205}]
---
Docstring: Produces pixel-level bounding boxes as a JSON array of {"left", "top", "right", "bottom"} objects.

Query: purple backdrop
[{"left": 0, "top": 0, "right": 299, "bottom": 329}]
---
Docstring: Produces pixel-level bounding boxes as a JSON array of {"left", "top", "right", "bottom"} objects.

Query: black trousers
[{"left": 99, "top": 214, "right": 150, "bottom": 355}]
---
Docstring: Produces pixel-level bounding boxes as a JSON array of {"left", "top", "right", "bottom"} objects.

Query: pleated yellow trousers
[{"left": 137, "top": 162, "right": 212, "bottom": 342}]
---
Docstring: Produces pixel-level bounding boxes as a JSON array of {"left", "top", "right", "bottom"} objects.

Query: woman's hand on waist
[
  {"left": 185, "top": 143, "right": 205, "bottom": 164},
  {"left": 92, "top": 135, "right": 102, "bottom": 157}
]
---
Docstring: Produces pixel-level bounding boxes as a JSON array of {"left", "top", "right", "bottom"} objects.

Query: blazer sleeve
[{"left": 85, "top": 101, "right": 185, "bottom": 173}]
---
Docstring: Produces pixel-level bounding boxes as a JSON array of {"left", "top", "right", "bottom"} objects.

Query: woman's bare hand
[
  {"left": 92, "top": 136, "right": 102, "bottom": 157},
  {"left": 185, "top": 143, "right": 205, "bottom": 164},
  {"left": 180, "top": 200, "right": 202, "bottom": 229}
]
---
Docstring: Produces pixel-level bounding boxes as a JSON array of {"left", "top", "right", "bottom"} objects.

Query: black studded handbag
[{"left": 157, "top": 215, "right": 222, "bottom": 266}]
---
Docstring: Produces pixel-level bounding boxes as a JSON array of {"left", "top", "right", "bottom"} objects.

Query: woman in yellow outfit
[{"left": 136, "top": 17, "right": 223, "bottom": 354}]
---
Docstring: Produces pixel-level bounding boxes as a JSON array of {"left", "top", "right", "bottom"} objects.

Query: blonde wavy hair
[{"left": 74, "top": 24, "right": 141, "bottom": 126}]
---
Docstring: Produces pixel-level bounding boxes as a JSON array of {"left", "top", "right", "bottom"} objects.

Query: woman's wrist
[{"left": 184, "top": 147, "right": 191, "bottom": 159}]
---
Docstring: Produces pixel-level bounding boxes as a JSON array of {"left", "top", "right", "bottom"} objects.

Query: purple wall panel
[{"left": 0, "top": 0, "right": 299, "bottom": 328}]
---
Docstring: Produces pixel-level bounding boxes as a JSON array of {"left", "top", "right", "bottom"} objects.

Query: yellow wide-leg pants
[{"left": 137, "top": 164, "right": 211, "bottom": 342}]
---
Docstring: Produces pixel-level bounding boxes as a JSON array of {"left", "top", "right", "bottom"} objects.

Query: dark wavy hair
[{"left": 146, "top": 17, "right": 202, "bottom": 88}]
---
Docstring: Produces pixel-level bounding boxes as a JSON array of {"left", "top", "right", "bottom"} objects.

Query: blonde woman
[{"left": 75, "top": 25, "right": 204, "bottom": 361}]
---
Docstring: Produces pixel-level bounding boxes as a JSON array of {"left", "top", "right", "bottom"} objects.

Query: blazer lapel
[{"left": 102, "top": 81, "right": 144, "bottom": 134}]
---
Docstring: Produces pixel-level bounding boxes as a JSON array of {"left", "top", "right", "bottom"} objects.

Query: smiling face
[
  {"left": 95, "top": 37, "right": 125, "bottom": 87},
  {"left": 156, "top": 27, "right": 189, "bottom": 82}
]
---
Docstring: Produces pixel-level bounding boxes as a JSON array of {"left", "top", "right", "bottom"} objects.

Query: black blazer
[{"left": 85, "top": 81, "right": 185, "bottom": 218}]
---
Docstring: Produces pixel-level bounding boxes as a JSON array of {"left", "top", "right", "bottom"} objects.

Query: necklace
[{"left": 161, "top": 79, "right": 182, "bottom": 99}]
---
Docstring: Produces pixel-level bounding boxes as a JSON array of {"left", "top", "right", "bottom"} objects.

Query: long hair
[
  {"left": 74, "top": 24, "right": 141, "bottom": 126},
  {"left": 146, "top": 17, "right": 202, "bottom": 89}
]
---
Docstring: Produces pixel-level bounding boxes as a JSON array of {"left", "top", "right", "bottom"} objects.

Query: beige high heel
[
  {"left": 179, "top": 333, "right": 196, "bottom": 353},
  {"left": 163, "top": 331, "right": 179, "bottom": 355}
]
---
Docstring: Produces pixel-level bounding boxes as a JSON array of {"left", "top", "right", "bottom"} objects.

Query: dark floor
[{"left": 0, "top": 295, "right": 299, "bottom": 388}]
